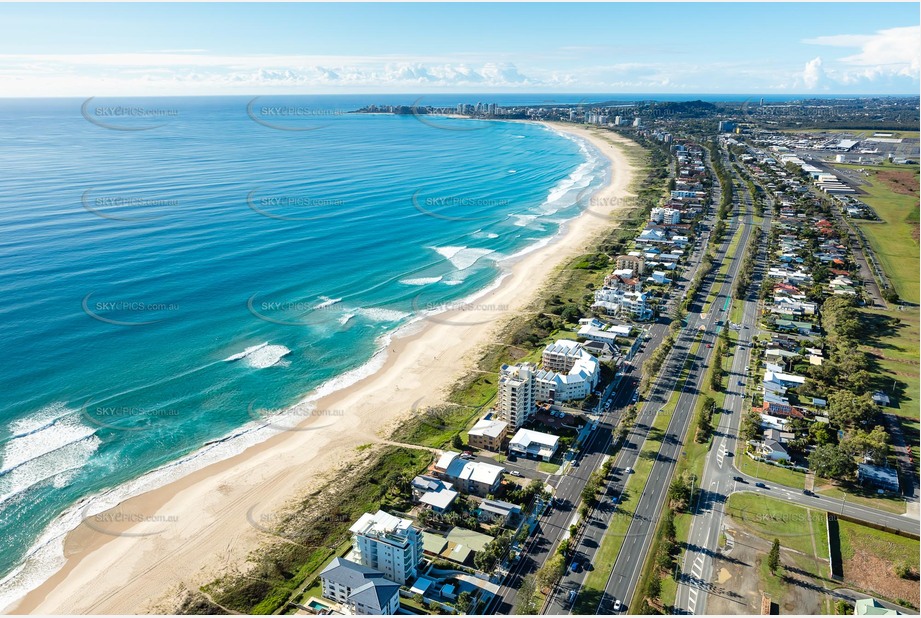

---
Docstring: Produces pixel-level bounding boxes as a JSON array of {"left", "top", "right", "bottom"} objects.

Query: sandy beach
[{"left": 8, "top": 123, "right": 637, "bottom": 615}]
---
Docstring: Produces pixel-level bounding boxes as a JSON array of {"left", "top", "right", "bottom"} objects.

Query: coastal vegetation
[
  {"left": 178, "top": 129, "right": 665, "bottom": 615},
  {"left": 187, "top": 446, "right": 432, "bottom": 614}
]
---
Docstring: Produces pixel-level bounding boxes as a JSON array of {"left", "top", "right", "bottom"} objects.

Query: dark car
[
  {"left": 803, "top": 489, "right": 814, "bottom": 496},
  {"left": 755, "top": 482, "right": 767, "bottom": 488},
  {"left": 734, "top": 476, "right": 744, "bottom": 482}
]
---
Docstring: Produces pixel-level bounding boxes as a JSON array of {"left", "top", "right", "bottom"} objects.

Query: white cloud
[
  {"left": 802, "top": 56, "right": 827, "bottom": 90},
  {"left": 804, "top": 25, "right": 920, "bottom": 82}
]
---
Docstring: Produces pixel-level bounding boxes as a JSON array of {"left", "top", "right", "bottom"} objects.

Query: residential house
[
  {"left": 508, "top": 428, "right": 560, "bottom": 461},
  {"left": 857, "top": 464, "right": 900, "bottom": 492},
  {"left": 320, "top": 558, "right": 401, "bottom": 615},
  {"left": 476, "top": 499, "right": 522, "bottom": 526},
  {"left": 437, "top": 452, "right": 505, "bottom": 497},
  {"left": 467, "top": 416, "right": 509, "bottom": 452},
  {"left": 411, "top": 476, "right": 458, "bottom": 514}
]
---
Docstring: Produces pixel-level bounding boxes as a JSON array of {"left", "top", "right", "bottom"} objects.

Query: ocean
[{"left": 0, "top": 95, "right": 609, "bottom": 603}]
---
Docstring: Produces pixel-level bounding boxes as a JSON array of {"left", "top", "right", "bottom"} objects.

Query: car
[
  {"left": 611, "top": 495, "right": 619, "bottom": 504},
  {"left": 803, "top": 489, "right": 813, "bottom": 496},
  {"left": 706, "top": 343, "right": 712, "bottom": 348},
  {"left": 733, "top": 476, "right": 744, "bottom": 482},
  {"left": 725, "top": 451, "right": 733, "bottom": 457},
  {"left": 572, "top": 460, "right": 580, "bottom": 467},
  {"left": 510, "top": 470, "right": 521, "bottom": 477},
  {"left": 463, "top": 451, "right": 473, "bottom": 457},
  {"left": 755, "top": 482, "right": 767, "bottom": 488},
  {"left": 566, "top": 590, "right": 577, "bottom": 608},
  {"left": 613, "top": 599, "right": 623, "bottom": 612},
  {"left": 626, "top": 467, "right": 634, "bottom": 474},
  {"left": 738, "top": 380, "right": 745, "bottom": 386}
]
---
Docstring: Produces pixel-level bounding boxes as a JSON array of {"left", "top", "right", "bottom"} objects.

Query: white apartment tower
[
  {"left": 349, "top": 510, "right": 422, "bottom": 585},
  {"left": 498, "top": 363, "right": 537, "bottom": 430}
]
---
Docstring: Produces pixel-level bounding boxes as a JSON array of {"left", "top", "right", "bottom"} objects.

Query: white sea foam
[
  {"left": 223, "top": 342, "right": 290, "bottom": 368},
  {"left": 7, "top": 402, "right": 72, "bottom": 439},
  {"left": 0, "top": 120, "right": 615, "bottom": 613},
  {"left": 507, "top": 169, "right": 517, "bottom": 174},
  {"left": 338, "top": 313, "right": 356, "bottom": 326},
  {"left": 313, "top": 296, "right": 342, "bottom": 310},
  {"left": 242, "top": 345, "right": 291, "bottom": 369},
  {"left": 223, "top": 342, "right": 268, "bottom": 362},
  {"left": 356, "top": 307, "right": 411, "bottom": 322},
  {"left": 0, "top": 407, "right": 100, "bottom": 506},
  {"left": 433, "top": 246, "right": 495, "bottom": 271},
  {"left": 399, "top": 276, "right": 443, "bottom": 286},
  {"left": 512, "top": 214, "right": 539, "bottom": 227}
]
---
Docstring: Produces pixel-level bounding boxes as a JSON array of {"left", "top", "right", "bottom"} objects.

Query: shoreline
[{"left": 8, "top": 122, "right": 638, "bottom": 615}]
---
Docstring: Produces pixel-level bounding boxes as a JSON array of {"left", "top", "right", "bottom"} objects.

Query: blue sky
[{"left": 0, "top": 3, "right": 918, "bottom": 96}]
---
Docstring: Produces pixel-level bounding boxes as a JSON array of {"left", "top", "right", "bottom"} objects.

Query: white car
[
  {"left": 613, "top": 599, "right": 623, "bottom": 612},
  {"left": 509, "top": 470, "right": 521, "bottom": 477}
]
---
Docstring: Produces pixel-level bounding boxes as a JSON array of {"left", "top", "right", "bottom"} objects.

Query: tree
[
  {"left": 455, "top": 591, "right": 473, "bottom": 614},
  {"left": 645, "top": 574, "right": 662, "bottom": 600},
  {"left": 451, "top": 434, "right": 464, "bottom": 450},
  {"left": 808, "top": 421, "right": 836, "bottom": 446},
  {"left": 536, "top": 553, "right": 566, "bottom": 590},
  {"left": 656, "top": 546, "right": 674, "bottom": 573},
  {"left": 808, "top": 444, "right": 857, "bottom": 480},
  {"left": 662, "top": 509, "right": 677, "bottom": 541},
  {"left": 767, "top": 538, "right": 781, "bottom": 574},
  {"left": 828, "top": 391, "right": 879, "bottom": 429},
  {"left": 668, "top": 476, "right": 691, "bottom": 511},
  {"left": 841, "top": 426, "right": 890, "bottom": 463},
  {"left": 560, "top": 304, "right": 583, "bottom": 323},
  {"left": 514, "top": 575, "right": 539, "bottom": 615},
  {"left": 740, "top": 410, "right": 762, "bottom": 442},
  {"left": 474, "top": 530, "right": 511, "bottom": 573}
]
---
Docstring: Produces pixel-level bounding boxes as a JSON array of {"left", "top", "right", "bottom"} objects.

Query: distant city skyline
[{"left": 0, "top": 2, "right": 918, "bottom": 97}]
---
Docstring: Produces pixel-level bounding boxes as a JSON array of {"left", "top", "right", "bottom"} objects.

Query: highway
[
  {"left": 674, "top": 173, "right": 921, "bottom": 614},
  {"left": 486, "top": 329, "right": 668, "bottom": 614},
  {"left": 674, "top": 173, "right": 771, "bottom": 615},
  {"left": 589, "top": 149, "right": 756, "bottom": 614}
]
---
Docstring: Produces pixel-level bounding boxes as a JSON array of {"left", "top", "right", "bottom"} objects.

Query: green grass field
[
  {"left": 738, "top": 454, "right": 806, "bottom": 489},
  {"left": 816, "top": 485, "right": 907, "bottom": 515},
  {"left": 838, "top": 521, "right": 920, "bottom": 568},
  {"left": 859, "top": 307, "right": 920, "bottom": 420},
  {"left": 832, "top": 164, "right": 920, "bottom": 304},
  {"left": 725, "top": 493, "right": 825, "bottom": 556},
  {"left": 838, "top": 519, "right": 921, "bottom": 577}
]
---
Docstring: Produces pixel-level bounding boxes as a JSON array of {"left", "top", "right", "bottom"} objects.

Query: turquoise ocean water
[{"left": 0, "top": 95, "right": 608, "bottom": 602}]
